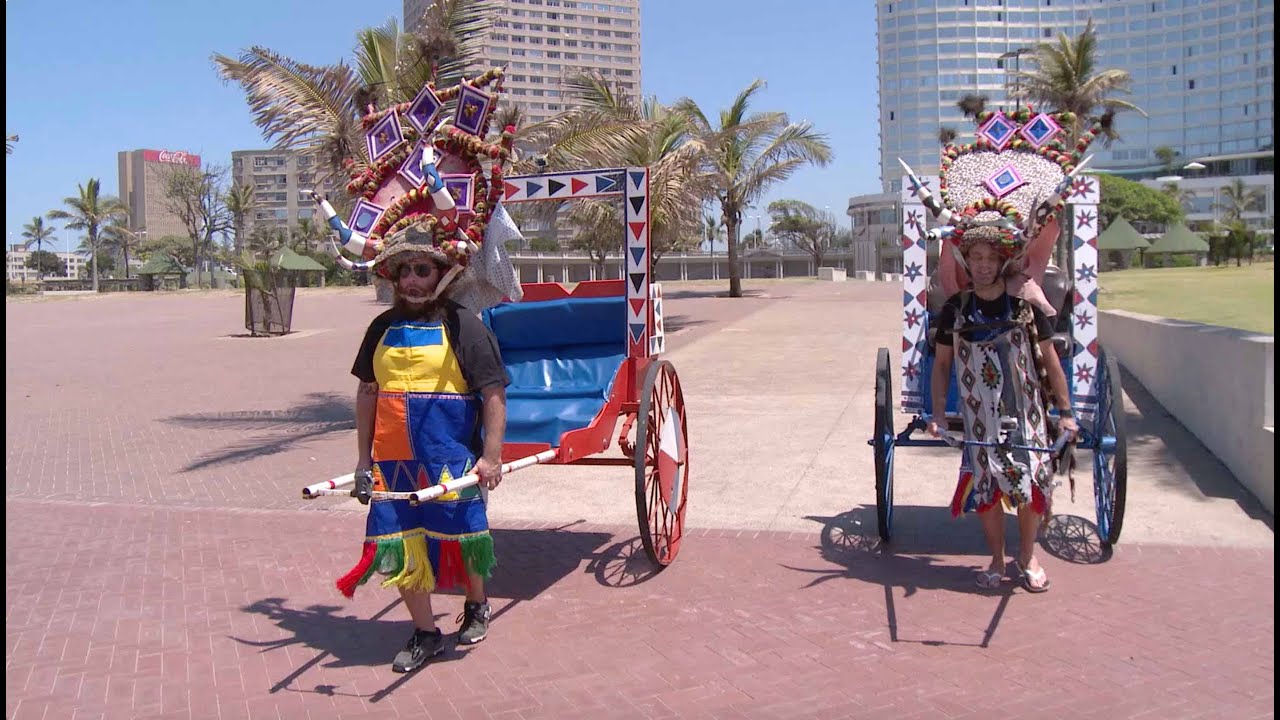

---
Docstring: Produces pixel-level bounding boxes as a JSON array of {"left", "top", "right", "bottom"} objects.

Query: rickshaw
[
  {"left": 870, "top": 171, "right": 1127, "bottom": 548},
  {"left": 305, "top": 166, "right": 691, "bottom": 567}
]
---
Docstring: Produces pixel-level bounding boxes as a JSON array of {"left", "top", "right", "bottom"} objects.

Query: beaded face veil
[{"left": 898, "top": 96, "right": 1106, "bottom": 272}]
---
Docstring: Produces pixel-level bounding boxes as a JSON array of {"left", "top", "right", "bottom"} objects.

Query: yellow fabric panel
[{"left": 372, "top": 321, "right": 470, "bottom": 394}]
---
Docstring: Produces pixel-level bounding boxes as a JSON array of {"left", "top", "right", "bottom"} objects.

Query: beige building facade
[
  {"left": 229, "top": 150, "right": 342, "bottom": 239},
  {"left": 405, "top": 0, "right": 642, "bottom": 125},
  {"left": 117, "top": 149, "right": 202, "bottom": 241}
]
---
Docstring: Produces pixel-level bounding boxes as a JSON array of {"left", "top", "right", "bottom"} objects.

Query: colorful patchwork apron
[
  {"left": 337, "top": 319, "right": 495, "bottom": 598},
  {"left": 949, "top": 298, "right": 1052, "bottom": 516}
]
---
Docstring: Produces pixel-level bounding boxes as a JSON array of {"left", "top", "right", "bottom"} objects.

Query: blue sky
[{"left": 5, "top": 0, "right": 881, "bottom": 252}]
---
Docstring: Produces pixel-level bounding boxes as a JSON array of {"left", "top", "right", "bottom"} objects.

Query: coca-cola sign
[{"left": 143, "top": 149, "right": 201, "bottom": 167}]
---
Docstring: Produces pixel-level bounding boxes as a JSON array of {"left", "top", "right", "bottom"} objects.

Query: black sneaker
[
  {"left": 457, "top": 601, "right": 491, "bottom": 645},
  {"left": 391, "top": 628, "right": 444, "bottom": 673}
]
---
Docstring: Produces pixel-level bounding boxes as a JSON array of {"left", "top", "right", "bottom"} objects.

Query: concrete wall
[{"left": 1100, "top": 310, "right": 1274, "bottom": 513}]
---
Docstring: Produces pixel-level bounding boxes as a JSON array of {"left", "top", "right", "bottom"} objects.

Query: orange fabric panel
[{"left": 372, "top": 394, "right": 413, "bottom": 461}]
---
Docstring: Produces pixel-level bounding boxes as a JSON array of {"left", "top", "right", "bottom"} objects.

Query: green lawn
[{"left": 1097, "top": 261, "right": 1274, "bottom": 335}]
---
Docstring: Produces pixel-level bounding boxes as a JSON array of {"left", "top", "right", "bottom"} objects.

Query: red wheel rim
[{"left": 638, "top": 362, "right": 688, "bottom": 565}]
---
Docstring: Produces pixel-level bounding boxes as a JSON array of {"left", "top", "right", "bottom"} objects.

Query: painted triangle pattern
[
  {"left": 624, "top": 167, "right": 650, "bottom": 359},
  {"left": 503, "top": 170, "right": 628, "bottom": 203}
]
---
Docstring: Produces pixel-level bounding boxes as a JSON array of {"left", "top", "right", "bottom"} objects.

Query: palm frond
[{"left": 212, "top": 47, "right": 366, "bottom": 170}]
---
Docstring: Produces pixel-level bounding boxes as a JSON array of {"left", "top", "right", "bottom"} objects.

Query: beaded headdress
[
  {"left": 899, "top": 96, "right": 1108, "bottom": 266},
  {"left": 311, "top": 67, "right": 521, "bottom": 303}
]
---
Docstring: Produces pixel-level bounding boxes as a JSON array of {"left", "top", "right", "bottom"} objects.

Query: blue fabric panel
[
  {"left": 484, "top": 296, "right": 626, "bottom": 351},
  {"left": 382, "top": 324, "right": 444, "bottom": 348},
  {"left": 483, "top": 296, "right": 627, "bottom": 446}
]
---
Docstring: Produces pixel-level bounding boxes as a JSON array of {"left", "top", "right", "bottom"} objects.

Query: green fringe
[
  {"left": 460, "top": 534, "right": 497, "bottom": 579},
  {"left": 372, "top": 538, "right": 404, "bottom": 577}
]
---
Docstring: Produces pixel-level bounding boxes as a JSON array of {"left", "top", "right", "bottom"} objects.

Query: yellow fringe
[{"left": 380, "top": 535, "right": 437, "bottom": 593}]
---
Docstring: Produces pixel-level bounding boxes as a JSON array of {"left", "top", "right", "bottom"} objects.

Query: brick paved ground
[
  {"left": 6, "top": 500, "right": 1274, "bottom": 720},
  {"left": 6, "top": 283, "right": 1274, "bottom": 719}
]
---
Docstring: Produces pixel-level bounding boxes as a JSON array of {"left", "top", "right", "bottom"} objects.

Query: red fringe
[
  {"left": 335, "top": 542, "right": 377, "bottom": 599},
  {"left": 1031, "top": 484, "right": 1048, "bottom": 515},
  {"left": 950, "top": 471, "right": 974, "bottom": 517},
  {"left": 435, "top": 540, "right": 470, "bottom": 591}
]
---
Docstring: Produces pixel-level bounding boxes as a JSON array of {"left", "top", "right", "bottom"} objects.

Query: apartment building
[{"left": 230, "top": 150, "right": 342, "bottom": 239}]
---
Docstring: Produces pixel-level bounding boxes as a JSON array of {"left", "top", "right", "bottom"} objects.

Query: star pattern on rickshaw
[
  {"left": 1070, "top": 177, "right": 1095, "bottom": 198},
  {"left": 1074, "top": 363, "right": 1094, "bottom": 384},
  {"left": 904, "top": 307, "right": 924, "bottom": 329},
  {"left": 903, "top": 360, "right": 921, "bottom": 380},
  {"left": 1076, "top": 263, "right": 1097, "bottom": 282},
  {"left": 905, "top": 209, "right": 924, "bottom": 234},
  {"left": 1074, "top": 309, "right": 1094, "bottom": 330},
  {"left": 904, "top": 261, "right": 923, "bottom": 281},
  {"left": 1075, "top": 209, "right": 1095, "bottom": 228}
]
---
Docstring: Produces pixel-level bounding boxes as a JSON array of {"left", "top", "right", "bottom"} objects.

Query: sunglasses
[{"left": 396, "top": 262, "right": 444, "bottom": 279}]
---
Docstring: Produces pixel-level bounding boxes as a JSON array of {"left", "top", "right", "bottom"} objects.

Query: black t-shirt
[
  {"left": 935, "top": 292, "right": 1054, "bottom": 346},
  {"left": 350, "top": 301, "right": 511, "bottom": 391}
]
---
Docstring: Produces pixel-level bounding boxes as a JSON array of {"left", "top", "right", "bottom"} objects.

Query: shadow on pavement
[
  {"left": 789, "top": 505, "right": 1117, "bottom": 649},
  {"left": 165, "top": 392, "right": 355, "bottom": 472},
  {"left": 661, "top": 314, "right": 711, "bottom": 334},
  {"left": 660, "top": 287, "right": 774, "bottom": 300},
  {"left": 232, "top": 525, "right": 656, "bottom": 701},
  {"left": 1117, "top": 365, "right": 1274, "bottom": 529}
]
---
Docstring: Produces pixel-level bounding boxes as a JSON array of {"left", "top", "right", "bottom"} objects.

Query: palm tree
[
  {"left": 101, "top": 218, "right": 145, "bottom": 279},
  {"left": 6, "top": 134, "right": 17, "bottom": 155},
  {"left": 47, "top": 179, "right": 127, "bottom": 292},
  {"left": 21, "top": 217, "right": 56, "bottom": 282},
  {"left": 531, "top": 73, "right": 709, "bottom": 268},
  {"left": 213, "top": 1, "right": 495, "bottom": 185},
  {"left": 1217, "top": 179, "right": 1265, "bottom": 264},
  {"left": 224, "top": 182, "right": 257, "bottom": 256},
  {"left": 674, "top": 80, "right": 833, "bottom": 297},
  {"left": 1012, "top": 19, "right": 1145, "bottom": 144}
]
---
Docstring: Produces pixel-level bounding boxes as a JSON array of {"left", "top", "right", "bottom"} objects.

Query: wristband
[{"left": 1058, "top": 407, "right": 1074, "bottom": 418}]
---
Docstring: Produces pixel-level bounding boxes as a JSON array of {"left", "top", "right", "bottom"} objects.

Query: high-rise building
[
  {"left": 404, "top": 0, "right": 642, "bottom": 125},
  {"left": 230, "top": 150, "right": 342, "bottom": 239},
  {"left": 117, "top": 148, "right": 202, "bottom": 240},
  {"left": 875, "top": 0, "right": 1274, "bottom": 192}
]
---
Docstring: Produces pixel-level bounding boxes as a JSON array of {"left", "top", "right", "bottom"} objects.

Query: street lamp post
[{"left": 999, "top": 48, "right": 1033, "bottom": 112}]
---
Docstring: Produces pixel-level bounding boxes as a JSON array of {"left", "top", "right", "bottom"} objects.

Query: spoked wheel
[
  {"left": 1092, "top": 346, "right": 1128, "bottom": 547},
  {"left": 873, "top": 348, "right": 896, "bottom": 543},
  {"left": 634, "top": 359, "right": 689, "bottom": 566}
]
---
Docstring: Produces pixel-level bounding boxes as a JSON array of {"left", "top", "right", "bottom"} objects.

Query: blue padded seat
[{"left": 483, "top": 295, "right": 626, "bottom": 446}]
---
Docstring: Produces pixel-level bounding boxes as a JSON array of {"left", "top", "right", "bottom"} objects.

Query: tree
[
  {"left": 20, "top": 217, "right": 56, "bottom": 280},
  {"left": 101, "top": 218, "right": 144, "bottom": 279},
  {"left": 46, "top": 178, "right": 127, "bottom": 292},
  {"left": 6, "top": 134, "right": 17, "bottom": 155},
  {"left": 703, "top": 213, "right": 724, "bottom": 251},
  {"left": 1160, "top": 182, "right": 1194, "bottom": 213},
  {"left": 292, "top": 216, "right": 326, "bottom": 254},
  {"left": 1012, "top": 19, "right": 1145, "bottom": 145},
  {"left": 140, "top": 235, "right": 196, "bottom": 267},
  {"left": 742, "top": 228, "right": 764, "bottom": 249},
  {"left": 766, "top": 200, "right": 839, "bottom": 268},
  {"left": 1095, "top": 174, "right": 1183, "bottom": 229},
  {"left": 77, "top": 248, "right": 116, "bottom": 278},
  {"left": 161, "top": 165, "right": 233, "bottom": 288},
  {"left": 213, "top": 2, "right": 495, "bottom": 185},
  {"left": 224, "top": 182, "right": 256, "bottom": 256},
  {"left": 25, "top": 251, "right": 66, "bottom": 278},
  {"left": 674, "top": 80, "right": 833, "bottom": 297},
  {"left": 566, "top": 202, "right": 623, "bottom": 277},
  {"left": 1154, "top": 145, "right": 1181, "bottom": 174},
  {"left": 527, "top": 237, "right": 560, "bottom": 253},
  {"left": 528, "top": 72, "right": 709, "bottom": 268},
  {"left": 1217, "top": 178, "right": 1265, "bottom": 225}
]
